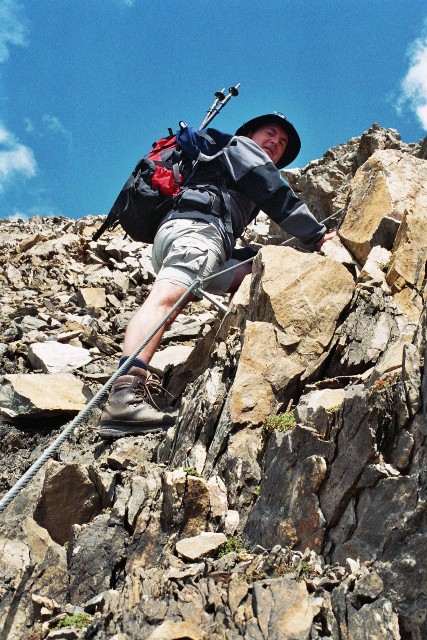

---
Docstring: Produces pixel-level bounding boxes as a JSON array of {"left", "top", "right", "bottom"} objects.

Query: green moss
[
  {"left": 262, "top": 412, "right": 296, "bottom": 441},
  {"left": 217, "top": 535, "right": 245, "bottom": 558},
  {"left": 183, "top": 467, "right": 202, "bottom": 477},
  {"left": 52, "top": 613, "right": 93, "bottom": 630},
  {"left": 325, "top": 404, "right": 341, "bottom": 414}
]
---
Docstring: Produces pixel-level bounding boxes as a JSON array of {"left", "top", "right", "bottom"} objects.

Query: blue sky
[{"left": 1, "top": 0, "right": 426, "bottom": 220}]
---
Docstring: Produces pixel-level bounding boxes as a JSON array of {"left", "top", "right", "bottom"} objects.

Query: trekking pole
[
  {"left": 199, "top": 83, "right": 240, "bottom": 129},
  {"left": 200, "top": 88, "right": 225, "bottom": 128}
]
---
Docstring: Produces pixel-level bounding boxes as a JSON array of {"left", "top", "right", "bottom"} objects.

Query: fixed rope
[
  {"left": 0, "top": 278, "right": 202, "bottom": 515},
  {"left": 0, "top": 208, "right": 342, "bottom": 515},
  {"left": 202, "top": 209, "right": 343, "bottom": 286}
]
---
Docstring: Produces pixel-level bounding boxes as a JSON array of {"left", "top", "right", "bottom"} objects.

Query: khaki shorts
[{"left": 151, "top": 219, "right": 239, "bottom": 294}]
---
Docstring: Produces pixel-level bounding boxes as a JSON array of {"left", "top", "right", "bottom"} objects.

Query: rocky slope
[{"left": 0, "top": 125, "right": 426, "bottom": 640}]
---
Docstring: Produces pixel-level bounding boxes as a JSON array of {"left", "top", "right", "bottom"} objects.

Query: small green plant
[
  {"left": 272, "top": 559, "right": 320, "bottom": 581},
  {"left": 63, "top": 541, "right": 69, "bottom": 550},
  {"left": 183, "top": 466, "right": 202, "bottom": 477},
  {"left": 272, "top": 563, "right": 296, "bottom": 578},
  {"left": 262, "top": 412, "right": 296, "bottom": 441},
  {"left": 373, "top": 377, "right": 392, "bottom": 392},
  {"left": 52, "top": 613, "right": 93, "bottom": 630},
  {"left": 217, "top": 535, "right": 245, "bottom": 558},
  {"left": 325, "top": 404, "right": 341, "bottom": 414},
  {"left": 252, "top": 486, "right": 260, "bottom": 496}
]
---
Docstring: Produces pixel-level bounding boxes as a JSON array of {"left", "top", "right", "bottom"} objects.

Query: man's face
[{"left": 248, "top": 123, "right": 288, "bottom": 165}]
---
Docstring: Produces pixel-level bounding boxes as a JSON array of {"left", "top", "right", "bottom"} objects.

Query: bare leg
[
  {"left": 122, "top": 280, "right": 194, "bottom": 375},
  {"left": 227, "top": 261, "right": 253, "bottom": 296},
  {"left": 122, "top": 259, "right": 251, "bottom": 376}
]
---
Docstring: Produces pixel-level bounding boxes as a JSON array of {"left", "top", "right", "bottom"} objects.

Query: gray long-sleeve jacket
[{"left": 163, "top": 135, "right": 326, "bottom": 254}]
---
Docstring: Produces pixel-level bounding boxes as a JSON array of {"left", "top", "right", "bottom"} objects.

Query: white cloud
[
  {"left": 0, "top": 0, "right": 28, "bottom": 63},
  {"left": 6, "top": 204, "right": 62, "bottom": 220},
  {"left": 7, "top": 210, "right": 29, "bottom": 221},
  {"left": 0, "top": 124, "right": 37, "bottom": 192},
  {"left": 42, "top": 114, "right": 73, "bottom": 150},
  {"left": 397, "top": 23, "right": 427, "bottom": 131}
]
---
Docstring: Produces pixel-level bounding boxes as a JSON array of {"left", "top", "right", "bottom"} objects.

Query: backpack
[{"left": 93, "top": 124, "right": 233, "bottom": 243}]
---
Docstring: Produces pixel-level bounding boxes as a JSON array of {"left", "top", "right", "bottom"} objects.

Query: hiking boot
[{"left": 99, "top": 374, "right": 175, "bottom": 439}]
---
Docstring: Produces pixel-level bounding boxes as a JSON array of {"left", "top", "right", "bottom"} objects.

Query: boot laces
[{"left": 135, "top": 373, "right": 163, "bottom": 410}]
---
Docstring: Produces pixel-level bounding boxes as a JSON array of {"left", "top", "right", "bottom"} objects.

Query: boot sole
[{"left": 99, "top": 423, "right": 170, "bottom": 439}]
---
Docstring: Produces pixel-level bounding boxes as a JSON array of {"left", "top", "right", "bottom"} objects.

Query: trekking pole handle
[
  {"left": 199, "top": 83, "right": 240, "bottom": 129},
  {"left": 199, "top": 88, "right": 224, "bottom": 130},
  {"left": 209, "top": 88, "right": 226, "bottom": 117}
]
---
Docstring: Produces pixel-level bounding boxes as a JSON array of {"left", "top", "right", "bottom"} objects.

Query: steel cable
[{"left": 0, "top": 209, "right": 342, "bottom": 515}]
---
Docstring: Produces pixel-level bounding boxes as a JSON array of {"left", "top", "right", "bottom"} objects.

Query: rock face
[
  {"left": 1, "top": 124, "right": 427, "bottom": 640},
  {"left": 281, "top": 122, "right": 421, "bottom": 222}
]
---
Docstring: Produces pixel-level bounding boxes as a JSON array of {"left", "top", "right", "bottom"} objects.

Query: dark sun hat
[{"left": 235, "top": 112, "right": 301, "bottom": 168}]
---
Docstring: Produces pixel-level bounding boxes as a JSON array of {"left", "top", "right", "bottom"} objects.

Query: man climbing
[{"left": 100, "top": 112, "right": 335, "bottom": 438}]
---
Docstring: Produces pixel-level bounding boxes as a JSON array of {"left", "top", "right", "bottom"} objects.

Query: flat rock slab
[
  {"left": 0, "top": 373, "right": 92, "bottom": 419},
  {"left": 175, "top": 532, "right": 226, "bottom": 561},
  {"left": 150, "top": 345, "right": 194, "bottom": 372},
  {"left": 76, "top": 287, "right": 106, "bottom": 309},
  {"left": 146, "top": 620, "right": 204, "bottom": 640},
  {"left": 28, "top": 341, "right": 92, "bottom": 373}
]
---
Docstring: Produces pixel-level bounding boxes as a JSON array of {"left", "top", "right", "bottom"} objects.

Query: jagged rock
[
  {"left": 206, "top": 475, "right": 228, "bottom": 519},
  {"left": 216, "top": 426, "right": 264, "bottom": 520},
  {"left": 1, "top": 126, "right": 427, "bottom": 639},
  {"left": 386, "top": 194, "right": 427, "bottom": 320},
  {"left": 224, "top": 509, "right": 239, "bottom": 534},
  {"left": 146, "top": 620, "right": 204, "bottom": 640},
  {"left": 0, "top": 536, "right": 31, "bottom": 589},
  {"left": 163, "top": 329, "right": 241, "bottom": 470},
  {"left": 252, "top": 577, "right": 313, "bottom": 640},
  {"left": 163, "top": 312, "right": 214, "bottom": 342},
  {"left": 32, "top": 593, "right": 62, "bottom": 621},
  {"left": 245, "top": 425, "right": 329, "bottom": 551},
  {"left": 0, "top": 372, "right": 93, "bottom": 419},
  {"left": 418, "top": 134, "right": 427, "bottom": 159},
  {"left": 0, "top": 520, "right": 69, "bottom": 639},
  {"left": 76, "top": 287, "right": 106, "bottom": 309},
  {"left": 162, "top": 469, "right": 210, "bottom": 537},
  {"left": 68, "top": 516, "right": 128, "bottom": 604},
  {"left": 24, "top": 515, "right": 67, "bottom": 566},
  {"left": 165, "top": 560, "right": 205, "bottom": 581},
  {"left": 46, "top": 628, "right": 81, "bottom": 639},
  {"left": 326, "top": 285, "right": 416, "bottom": 377},
  {"left": 295, "top": 387, "right": 345, "bottom": 437},
  {"left": 25, "top": 233, "right": 80, "bottom": 258},
  {"left": 229, "top": 246, "right": 355, "bottom": 425},
  {"left": 180, "top": 475, "right": 210, "bottom": 537},
  {"left": 150, "top": 344, "right": 194, "bottom": 373},
  {"left": 164, "top": 323, "right": 219, "bottom": 402},
  {"left": 340, "top": 150, "right": 427, "bottom": 316},
  {"left": 281, "top": 123, "right": 419, "bottom": 223},
  {"left": 358, "top": 245, "right": 391, "bottom": 285},
  {"left": 319, "top": 235, "right": 358, "bottom": 275},
  {"left": 28, "top": 341, "right": 92, "bottom": 373},
  {"left": 34, "top": 462, "right": 101, "bottom": 545}
]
